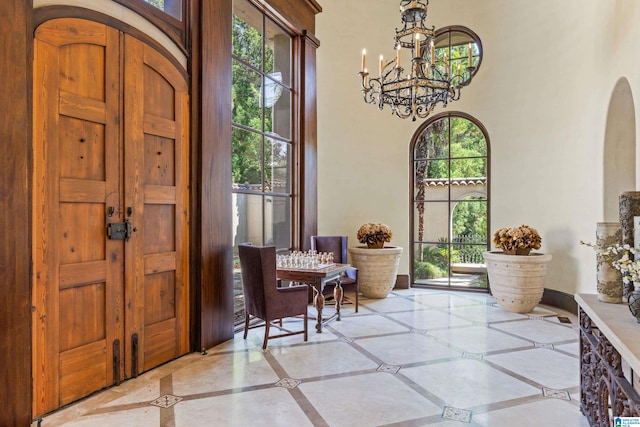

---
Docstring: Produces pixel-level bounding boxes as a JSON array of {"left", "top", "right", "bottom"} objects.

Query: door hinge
[
  {"left": 113, "top": 339, "right": 121, "bottom": 386},
  {"left": 131, "top": 333, "right": 139, "bottom": 378}
]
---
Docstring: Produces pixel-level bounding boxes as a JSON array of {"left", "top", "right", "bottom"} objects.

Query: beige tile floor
[{"left": 35, "top": 289, "right": 590, "bottom": 427}]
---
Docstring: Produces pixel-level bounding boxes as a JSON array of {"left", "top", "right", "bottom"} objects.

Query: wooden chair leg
[
  {"left": 243, "top": 313, "right": 249, "bottom": 339},
  {"left": 262, "top": 321, "right": 270, "bottom": 349},
  {"left": 355, "top": 287, "right": 359, "bottom": 313},
  {"left": 303, "top": 311, "right": 308, "bottom": 342}
]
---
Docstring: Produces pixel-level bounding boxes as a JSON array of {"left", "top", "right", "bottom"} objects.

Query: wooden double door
[{"left": 32, "top": 18, "right": 190, "bottom": 416}]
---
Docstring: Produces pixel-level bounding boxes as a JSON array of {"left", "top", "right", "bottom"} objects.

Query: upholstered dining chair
[
  {"left": 238, "top": 244, "right": 309, "bottom": 349},
  {"left": 310, "top": 236, "right": 359, "bottom": 312}
]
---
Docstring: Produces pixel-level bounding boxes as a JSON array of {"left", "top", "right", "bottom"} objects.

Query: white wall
[{"left": 316, "top": 0, "right": 640, "bottom": 295}]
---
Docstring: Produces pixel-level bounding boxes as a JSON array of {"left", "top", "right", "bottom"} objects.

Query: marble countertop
[{"left": 575, "top": 293, "right": 640, "bottom": 373}]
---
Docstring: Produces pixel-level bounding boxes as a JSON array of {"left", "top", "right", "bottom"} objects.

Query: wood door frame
[{"left": 0, "top": 0, "right": 33, "bottom": 425}]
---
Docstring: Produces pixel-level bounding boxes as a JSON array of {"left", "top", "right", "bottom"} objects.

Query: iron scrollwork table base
[{"left": 577, "top": 294, "right": 640, "bottom": 426}]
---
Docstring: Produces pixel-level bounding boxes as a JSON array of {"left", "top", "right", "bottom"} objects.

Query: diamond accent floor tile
[
  {"left": 442, "top": 406, "right": 472, "bottom": 423},
  {"left": 275, "top": 378, "right": 302, "bottom": 389},
  {"left": 535, "top": 342, "right": 554, "bottom": 349},
  {"left": 462, "top": 352, "right": 483, "bottom": 360},
  {"left": 557, "top": 316, "right": 572, "bottom": 324},
  {"left": 377, "top": 364, "right": 400, "bottom": 374},
  {"left": 542, "top": 387, "right": 571, "bottom": 401},
  {"left": 337, "top": 336, "right": 355, "bottom": 343},
  {"left": 274, "top": 378, "right": 302, "bottom": 389},
  {"left": 410, "top": 328, "right": 428, "bottom": 335},
  {"left": 150, "top": 394, "right": 183, "bottom": 408},
  {"left": 529, "top": 307, "right": 558, "bottom": 317}
]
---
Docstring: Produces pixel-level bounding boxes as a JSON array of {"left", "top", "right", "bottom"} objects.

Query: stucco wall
[{"left": 316, "top": 0, "right": 640, "bottom": 295}]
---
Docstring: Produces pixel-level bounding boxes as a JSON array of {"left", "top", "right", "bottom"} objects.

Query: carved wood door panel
[
  {"left": 123, "top": 35, "right": 190, "bottom": 375},
  {"left": 33, "top": 18, "right": 189, "bottom": 416}
]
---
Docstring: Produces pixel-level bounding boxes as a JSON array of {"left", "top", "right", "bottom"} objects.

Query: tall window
[
  {"left": 411, "top": 113, "right": 490, "bottom": 290},
  {"left": 232, "top": 0, "right": 294, "bottom": 320}
]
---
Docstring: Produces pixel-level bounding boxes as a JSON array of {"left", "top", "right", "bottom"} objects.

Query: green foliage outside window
[
  {"left": 144, "top": 0, "right": 164, "bottom": 10},
  {"left": 232, "top": 15, "right": 277, "bottom": 187}
]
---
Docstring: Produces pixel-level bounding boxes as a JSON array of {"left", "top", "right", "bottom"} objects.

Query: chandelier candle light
[{"left": 358, "top": 0, "right": 481, "bottom": 121}]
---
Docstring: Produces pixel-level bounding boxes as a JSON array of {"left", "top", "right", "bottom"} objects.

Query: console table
[{"left": 575, "top": 294, "right": 640, "bottom": 426}]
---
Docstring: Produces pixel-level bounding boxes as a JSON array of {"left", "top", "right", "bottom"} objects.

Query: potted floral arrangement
[
  {"left": 356, "top": 222, "right": 393, "bottom": 248},
  {"left": 483, "top": 225, "right": 552, "bottom": 313},
  {"left": 492, "top": 225, "right": 541, "bottom": 255},
  {"left": 349, "top": 222, "right": 402, "bottom": 298}
]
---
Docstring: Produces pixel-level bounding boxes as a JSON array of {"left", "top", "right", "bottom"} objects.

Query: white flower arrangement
[{"left": 581, "top": 241, "right": 640, "bottom": 285}]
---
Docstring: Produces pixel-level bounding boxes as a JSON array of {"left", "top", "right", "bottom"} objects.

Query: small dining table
[{"left": 276, "top": 263, "right": 350, "bottom": 333}]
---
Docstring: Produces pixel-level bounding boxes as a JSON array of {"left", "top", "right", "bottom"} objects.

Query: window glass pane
[
  {"left": 265, "top": 18, "right": 291, "bottom": 86},
  {"left": 452, "top": 198, "right": 487, "bottom": 242},
  {"left": 415, "top": 162, "right": 448, "bottom": 201},
  {"left": 232, "top": 60, "right": 262, "bottom": 130},
  {"left": 422, "top": 185, "right": 450, "bottom": 202},
  {"left": 450, "top": 158, "right": 486, "bottom": 179},
  {"left": 233, "top": 193, "right": 264, "bottom": 246},
  {"left": 232, "top": 0, "right": 263, "bottom": 70},
  {"left": 425, "top": 159, "right": 449, "bottom": 180},
  {"left": 414, "top": 201, "right": 449, "bottom": 243},
  {"left": 452, "top": 242, "right": 487, "bottom": 265},
  {"left": 233, "top": 254, "right": 243, "bottom": 322},
  {"left": 451, "top": 190, "right": 487, "bottom": 203},
  {"left": 143, "top": 0, "right": 183, "bottom": 20},
  {"left": 265, "top": 85, "right": 291, "bottom": 140},
  {"left": 414, "top": 243, "right": 450, "bottom": 284},
  {"left": 415, "top": 119, "right": 449, "bottom": 159},
  {"left": 265, "top": 138, "right": 290, "bottom": 194},
  {"left": 450, "top": 117, "right": 486, "bottom": 156},
  {"left": 265, "top": 196, "right": 290, "bottom": 250},
  {"left": 232, "top": 127, "right": 263, "bottom": 190}
]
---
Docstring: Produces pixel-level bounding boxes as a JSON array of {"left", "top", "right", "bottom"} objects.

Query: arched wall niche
[{"left": 603, "top": 77, "right": 636, "bottom": 222}]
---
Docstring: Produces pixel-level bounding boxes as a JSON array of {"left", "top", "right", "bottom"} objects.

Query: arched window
[{"left": 411, "top": 112, "right": 490, "bottom": 290}]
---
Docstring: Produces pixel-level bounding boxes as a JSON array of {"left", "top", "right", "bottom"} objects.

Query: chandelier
[{"left": 358, "top": 0, "right": 481, "bottom": 121}]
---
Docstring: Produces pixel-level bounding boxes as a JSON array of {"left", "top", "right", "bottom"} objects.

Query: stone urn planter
[
  {"left": 595, "top": 222, "right": 623, "bottom": 303},
  {"left": 349, "top": 246, "right": 402, "bottom": 298},
  {"left": 483, "top": 251, "right": 552, "bottom": 313}
]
